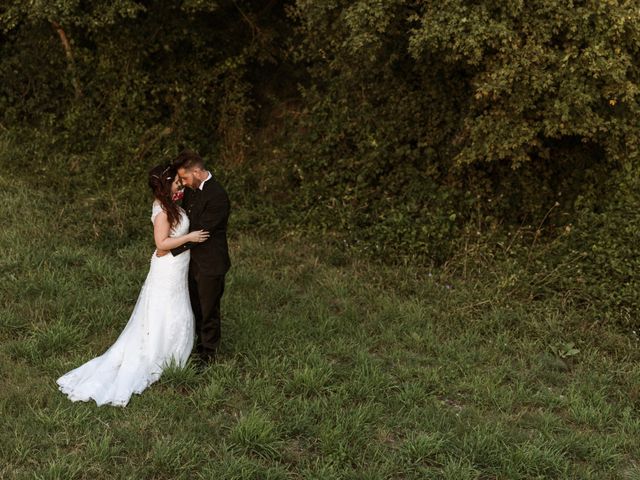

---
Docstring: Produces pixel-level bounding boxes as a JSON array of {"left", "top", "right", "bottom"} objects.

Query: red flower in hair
[{"left": 172, "top": 190, "right": 184, "bottom": 202}]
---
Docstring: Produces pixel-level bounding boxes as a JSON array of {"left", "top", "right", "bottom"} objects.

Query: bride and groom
[{"left": 57, "top": 150, "right": 231, "bottom": 407}]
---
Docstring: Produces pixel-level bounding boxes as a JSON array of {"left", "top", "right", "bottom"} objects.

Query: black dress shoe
[{"left": 199, "top": 352, "right": 216, "bottom": 365}]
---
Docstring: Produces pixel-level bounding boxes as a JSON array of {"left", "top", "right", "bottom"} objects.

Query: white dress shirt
[{"left": 199, "top": 172, "right": 212, "bottom": 190}]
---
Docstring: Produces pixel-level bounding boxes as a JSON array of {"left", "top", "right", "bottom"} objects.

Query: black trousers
[{"left": 188, "top": 265, "right": 225, "bottom": 357}]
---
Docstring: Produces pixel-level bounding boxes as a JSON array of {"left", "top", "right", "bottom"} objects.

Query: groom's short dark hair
[{"left": 174, "top": 149, "right": 204, "bottom": 171}]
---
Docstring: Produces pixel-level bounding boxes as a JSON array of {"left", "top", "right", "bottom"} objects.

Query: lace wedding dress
[{"left": 57, "top": 201, "right": 194, "bottom": 407}]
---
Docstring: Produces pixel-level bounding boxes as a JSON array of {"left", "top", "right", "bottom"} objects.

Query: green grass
[{"left": 2, "top": 173, "right": 640, "bottom": 480}]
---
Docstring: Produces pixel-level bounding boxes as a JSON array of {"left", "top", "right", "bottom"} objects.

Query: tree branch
[
  {"left": 51, "top": 20, "right": 82, "bottom": 99},
  {"left": 232, "top": 0, "right": 259, "bottom": 45}
]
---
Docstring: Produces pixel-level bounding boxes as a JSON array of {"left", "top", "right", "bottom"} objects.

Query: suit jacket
[{"left": 171, "top": 176, "right": 231, "bottom": 276}]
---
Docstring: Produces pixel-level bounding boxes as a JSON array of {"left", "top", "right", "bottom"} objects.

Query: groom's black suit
[{"left": 171, "top": 175, "right": 230, "bottom": 359}]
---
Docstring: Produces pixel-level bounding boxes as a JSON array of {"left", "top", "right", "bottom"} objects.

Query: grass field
[{"left": 2, "top": 173, "right": 640, "bottom": 479}]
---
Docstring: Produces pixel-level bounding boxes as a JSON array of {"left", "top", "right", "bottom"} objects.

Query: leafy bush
[
  {"left": 548, "top": 168, "right": 640, "bottom": 326},
  {"left": 1, "top": 0, "right": 639, "bottom": 283},
  {"left": 279, "top": 0, "right": 640, "bottom": 260}
]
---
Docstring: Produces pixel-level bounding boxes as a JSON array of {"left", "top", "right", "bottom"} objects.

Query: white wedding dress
[{"left": 57, "top": 201, "right": 194, "bottom": 407}]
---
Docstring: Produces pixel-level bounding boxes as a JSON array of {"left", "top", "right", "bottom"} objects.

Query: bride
[{"left": 57, "top": 164, "right": 209, "bottom": 407}]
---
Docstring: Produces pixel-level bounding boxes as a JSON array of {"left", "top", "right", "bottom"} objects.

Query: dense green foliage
[
  {"left": 1, "top": 1, "right": 639, "bottom": 323},
  {"left": 287, "top": 0, "right": 640, "bottom": 254},
  {"left": 1, "top": 0, "right": 284, "bottom": 154}
]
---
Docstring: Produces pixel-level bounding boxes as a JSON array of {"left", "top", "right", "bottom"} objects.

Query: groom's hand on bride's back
[{"left": 156, "top": 249, "right": 170, "bottom": 257}]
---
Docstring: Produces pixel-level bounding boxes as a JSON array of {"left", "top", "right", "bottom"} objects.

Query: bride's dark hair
[{"left": 148, "top": 164, "right": 181, "bottom": 227}]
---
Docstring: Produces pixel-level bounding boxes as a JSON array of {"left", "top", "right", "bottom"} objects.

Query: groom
[{"left": 158, "top": 149, "right": 231, "bottom": 364}]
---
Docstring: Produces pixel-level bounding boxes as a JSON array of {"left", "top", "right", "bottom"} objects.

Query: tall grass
[{"left": 2, "top": 171, "right": 640, "bottom": 479}]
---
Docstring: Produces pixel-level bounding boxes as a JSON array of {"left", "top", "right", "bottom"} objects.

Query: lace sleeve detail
[{"left": 151, "top": 201, "right": 163, "bottom": 223}]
